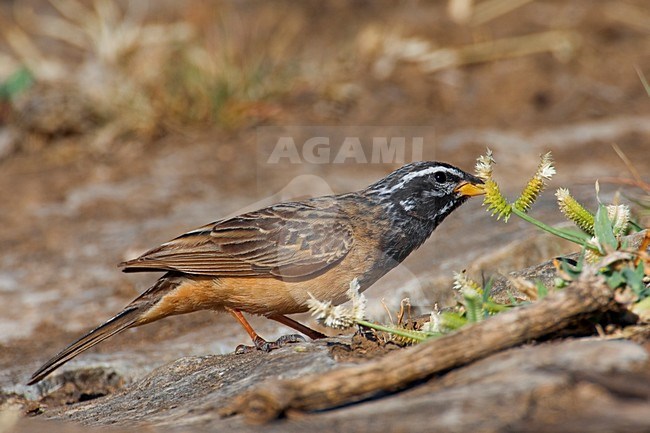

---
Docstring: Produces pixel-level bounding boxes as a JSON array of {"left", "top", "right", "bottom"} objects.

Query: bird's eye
[{"left": 433, "top": 171, "right": 447, "bottom": 183}]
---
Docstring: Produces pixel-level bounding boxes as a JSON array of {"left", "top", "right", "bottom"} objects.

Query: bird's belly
[
  {"left": 213, "top": 273, "right": 362, "bottom": 315},
  {"left": 146, "top": 244, "right": 392, "bottom": 319}
]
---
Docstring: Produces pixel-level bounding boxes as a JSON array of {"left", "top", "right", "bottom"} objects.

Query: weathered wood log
[{"left": 224, "top": 270, "right": 620, "bottom": 423}]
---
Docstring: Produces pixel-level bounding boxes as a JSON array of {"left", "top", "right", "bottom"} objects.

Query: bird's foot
[{"left": 235, "top": 334, "right": 306, "bottom": 354}]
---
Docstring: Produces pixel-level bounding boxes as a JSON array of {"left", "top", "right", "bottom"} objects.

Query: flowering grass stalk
[
  {"left": 478, "top": 150, "right": 594, "bottom": 248},
  {"left": 513, "top": 152, "right": 556, "bottom": 213},
  {"left": 556, "top": 188, "right": 595, "bottom": 235},
  {"left": 307, "top": 279, "right": 440, "bottom": 343}
]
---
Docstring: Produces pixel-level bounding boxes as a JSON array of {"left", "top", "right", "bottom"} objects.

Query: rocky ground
[{"left": 0, "top": 1, "right": 649, "bottom": 432}]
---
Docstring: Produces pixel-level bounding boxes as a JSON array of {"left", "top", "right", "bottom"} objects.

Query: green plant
[
  {"left": 478, "top": 149, "right": 649, "bottom": 304},
  {"left": 479, "top": 150, "right": 592, "bottom": 246},
  {"left": 307, "top": 272, "right": 510, "bottom": 345},
  {"left": 430, "top": 272, "right": 508, "bottom": 334},
  {"left": 0, "top": 67, "right": 33, "bottom": 100}
]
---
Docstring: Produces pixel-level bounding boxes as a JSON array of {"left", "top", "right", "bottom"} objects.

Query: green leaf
[
  {"left": 535, "top": 280, "right": 549, "bottom": 299},
  {"left": 594, "top": 204, "right": 618, "bottom": 253},
  {"left": 628, "top": 220, "right": 643, "bottom": 232},
  {"left": 557, "top": 228, "right": 592, "bottom": 241},
  {"left": 605, "top": 271, "right": 626, "bottom": 289},
  {"left": 0, "top": 67, "right": 33, "bottom": 100},
  {"left": 483, "top": 300, "right": 511, "bottom": 313},
  {"left": 560, "top": 257, "right": 583, "bottom": 280},
  {"left": 511, "top": 206, "right": 594, "bottom": 247},
  {"left": 482, "top": 277, "right": 494, "bottom": 304},
  {"left": 464, "top": 293, "right": 481, "bottom": 323},
  {"left": 622, "top": 266, "right": 643, "bottom": 295},
  {"left": 621, "top": 262, "right": 649, "bottom": 298}
]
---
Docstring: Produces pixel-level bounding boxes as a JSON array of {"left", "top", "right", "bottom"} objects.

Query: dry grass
[
  {"left": 0, "top": 0, "right": 310, "bottom": 146},
  {"left": 1, "top": 0, "right": 646, "bottom": 153},
  {"left": 359, "top": 27, "right": 580, "bottom": 79},
  {"left": 448, "top": 0, "right": 535, "bottom": 25}
]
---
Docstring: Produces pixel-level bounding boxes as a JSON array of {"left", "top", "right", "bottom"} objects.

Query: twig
[
  {"left": 419, "top": 31, "right": 580, "bottom": 73},
  {"left": 223, "top": 269, "right": 618, "bottom": 423},
  {"left": 596, "top": 177, "right": 650, "bottom": 194},
  {"left": 611, "top": 143, "right": 644, "bottom": 188},
  {"left": 470, "top": 0, "right": 534, "bottom": 26},
  {"left": 636, "top": 67, "right": 650, "bottom": 98},
  {"left": 379, "top": 298, "right": 394, "bottom": 325}
]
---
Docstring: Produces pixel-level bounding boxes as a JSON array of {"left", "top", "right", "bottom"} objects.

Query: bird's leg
[
  {"left": 226, "top": 307, "right": 305, "bottom": 354},
  {"left": 268, "top": 314, "right": 327, "bottom": 340}
]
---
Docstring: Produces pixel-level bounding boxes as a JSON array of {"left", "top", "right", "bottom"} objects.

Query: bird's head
[{"left": 364, "top": 161, "right": 485, "bottom": 225}]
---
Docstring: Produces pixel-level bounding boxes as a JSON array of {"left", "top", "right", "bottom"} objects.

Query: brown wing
[{"left": 120, "top": 200, "right": 353, "bottom": 279}]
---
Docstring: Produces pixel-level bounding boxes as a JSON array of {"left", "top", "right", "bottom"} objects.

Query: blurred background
[{"left": 0, "top": 0, "right": 649, "bottom": 394}]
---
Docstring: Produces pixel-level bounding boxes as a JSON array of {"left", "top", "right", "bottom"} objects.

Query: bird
[{"left": 28, "top": 161, "right": 484, "bottom": 385}]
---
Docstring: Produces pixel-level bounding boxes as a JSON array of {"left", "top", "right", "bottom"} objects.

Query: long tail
[
  {"left": 28, "top": 274, "right": 181, "bottom": 385},
  {"left": 27, "top": 306, "right": 141, "bottom": 385}
]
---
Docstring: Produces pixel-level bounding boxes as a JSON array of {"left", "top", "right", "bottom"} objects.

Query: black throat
[{"left": 373, "top": 195, "right": 467, "bottom": 266}]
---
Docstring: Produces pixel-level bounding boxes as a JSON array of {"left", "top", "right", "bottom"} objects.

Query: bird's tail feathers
[
  {"left": 27, "top": 306, "right": 141, "bottom": 385},
  {"left": 28, "top": 274, "right": 181, "bottom": 385}
]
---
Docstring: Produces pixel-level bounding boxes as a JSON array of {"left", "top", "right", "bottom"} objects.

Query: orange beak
[{"left": 454, "top": 180, "right": 485, "bottom": 197}]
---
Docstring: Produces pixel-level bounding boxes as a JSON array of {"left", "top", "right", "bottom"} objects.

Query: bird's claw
[{"left": 235, "top": 334, "right": 306, "bottom": 354}]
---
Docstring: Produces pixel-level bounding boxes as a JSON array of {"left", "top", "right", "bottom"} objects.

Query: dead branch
[{"left": 223, "top": 270, "right": 619, "bottom": 423}]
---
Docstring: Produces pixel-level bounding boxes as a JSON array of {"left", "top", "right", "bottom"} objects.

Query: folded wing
[{"left": 120, "top": 201, "right": 353, "bottom": 280}]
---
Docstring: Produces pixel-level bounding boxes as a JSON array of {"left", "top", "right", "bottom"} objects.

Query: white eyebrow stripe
[{"left": 377, "top": 166, "right": 459, "bottom": 195}]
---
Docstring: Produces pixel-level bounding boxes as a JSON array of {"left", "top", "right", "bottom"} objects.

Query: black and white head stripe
[{"left": 364, "top": 162, "right": 467, "bottom": 197}]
